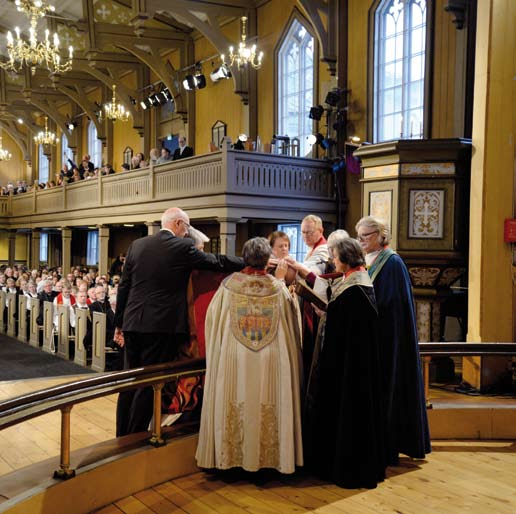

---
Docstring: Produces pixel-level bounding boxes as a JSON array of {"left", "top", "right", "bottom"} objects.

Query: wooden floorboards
[
  {"left": 92, "top": 441, "right": 516, "bottom": 514},
  {"left": 1, "top": 376, "right": 516, "bottom": 513},
  {"left": 0, "top": 376, "right": 117, "bottom": 476}
]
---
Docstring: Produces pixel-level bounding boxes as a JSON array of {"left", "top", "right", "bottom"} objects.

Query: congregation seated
[{"left": 37, "top": 279, "right": 57, "bottom": 325}]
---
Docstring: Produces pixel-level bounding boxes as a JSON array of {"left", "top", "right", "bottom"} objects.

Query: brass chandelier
[
  {"left": 103, "top": 85, "right": 130, "bottom": 122},
  {"left": 0, "top": 136, "right": 12, "bottom": 162},
  {"left": 34, "top": 116, "right": 59, "bottom": 146},
  {"left": 0, "top": 0, "right": 73, "bottom": 75},
  {"left": 221, "top": 16, "right": 263, "bottom": 70}
]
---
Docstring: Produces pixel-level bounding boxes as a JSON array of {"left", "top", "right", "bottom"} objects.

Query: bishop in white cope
[{"left": 196, "top": 237, "right": 303, "bottom": 473}]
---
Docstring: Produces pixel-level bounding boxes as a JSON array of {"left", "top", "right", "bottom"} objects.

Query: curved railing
[
  {"left": 0, "top": 358, "right": 206, "bottom": 479},
  {"left": 1, "top": 343, "right": 516, "bottom": 481}
]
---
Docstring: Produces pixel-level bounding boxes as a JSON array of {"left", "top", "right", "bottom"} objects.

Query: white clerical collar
[{"left": 365, "top": 250, "right": 381, "bottom": 267}]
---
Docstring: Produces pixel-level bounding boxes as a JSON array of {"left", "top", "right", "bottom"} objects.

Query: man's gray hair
[
  {"left": 242, "top": 237, "right": 272, "bottom": 269},
  {"left": 161, "top": 208, "right": 186, "bottom": 228}
]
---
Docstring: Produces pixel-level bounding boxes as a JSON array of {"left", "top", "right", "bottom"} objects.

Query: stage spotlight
[
  {"left": 332, "top": 159, "right": 346, "bottom": 173},
  {"left": 161, "top": 88, "right": 173, "bottom": 102},
  {"left": 140, "top": 97, "right": 152, "bottom": 110},
  {"left": 321, "top": 137, "right": 336, "bottom": 150},
  {"left": 309, "top": 105, "right": 324, "bottom": 121},
  {"left": 210, "top": 65, "right": 232, "bottom": 82},
  {"left": 307, "top": 133, "right": 324, "bottom": 146},
  {"left": 183, "top": 74, "right": 206, "bottom": 91},
  {"left": 149, "top": 93, "right": 161, "bottom": 106},
  {"left": 325, "top": 89, "right": 341, "bottom": 107}
]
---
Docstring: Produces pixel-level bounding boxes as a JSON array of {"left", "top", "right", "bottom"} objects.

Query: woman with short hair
[
  {"left": 355, "top": 215, "right": 430, "bottom": 465},
  {"left": 304, "top": 237, "right": 386, "bottom": 489}
]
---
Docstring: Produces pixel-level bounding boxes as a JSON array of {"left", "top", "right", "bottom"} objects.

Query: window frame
[
  {"left": 87, "top": 120, "right": 103, "bottom": 168},
  {"left": 38, "top": 145, "right": 49, "bottom": 185},
  {"left": 368, "top": 0, "right": 434, "bottom": 142},
  {"left": 86, "top": 230, "right": 99, "bottom": 266},
  {"left": 39, "top": 232, "right": 49, "bottom": 264},
  {"left": 274, "top": 9, "right": 318, "bottom": 158}
]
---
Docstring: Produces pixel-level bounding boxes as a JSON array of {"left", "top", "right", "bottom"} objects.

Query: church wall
[
  {"left": 193, "top": 19, "right": 246, "bottom": 154},
  {"left": 15, "top": 232, "right": 27, "bottom": 262},
  {"left": 0, "top": 232, "right": 8, "bottom": 262},
  {"left": 0, "top": 133, "right": 25, "bottom": 186}
]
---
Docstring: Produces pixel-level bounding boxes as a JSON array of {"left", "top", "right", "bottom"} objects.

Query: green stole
[{"left": 367, "top": 248, "right": 396, "bottom": 283}]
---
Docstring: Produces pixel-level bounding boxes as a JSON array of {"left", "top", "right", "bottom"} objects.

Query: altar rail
[{"left": 0, "top": 148, "right": 333, "bottom": 227}]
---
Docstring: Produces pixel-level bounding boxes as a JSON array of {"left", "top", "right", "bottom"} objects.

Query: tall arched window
[
  {"left": 373, "top": 0, "right": 428, "bottom": 142},
  {"left": 38, "top": 145, "right": 49, "bottom": 184},
  {"left": 61, "top": 132, "right": 69, "bottom": 169},
  {"left": 87, "top": 120, "right": 102, "bottom": 168},
  {"left": 277, "top": 18, "right": 315, "bottom": 157}
]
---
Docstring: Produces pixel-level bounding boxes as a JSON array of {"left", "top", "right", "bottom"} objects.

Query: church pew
[
  {"left": 56, "top": 304, "right": 75, "bottom": 360},
  {"left": 74, "top": 308, "right": 89, "bottom": 367},
  {"left": 91, "top": 312, "right": 110, "bottom": 372},
  {"left": 17, "top": 295, "right": 27, "bottom": 343},
  {"left": 6, "top": 291, "right": 17, "bottom": 338},
  {"left": 41, "top": 301, "right": 55, "bottom": 353},
  {"left": 29, "top": 299, "right": 41, "bottom": 347},
  {"left": 0, "top": 290, "right": 5, "bottom": 334}
]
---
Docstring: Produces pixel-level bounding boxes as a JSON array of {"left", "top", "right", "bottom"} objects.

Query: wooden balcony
[{"left": 0, "top": 145, "right": 335, "bottom": 229}]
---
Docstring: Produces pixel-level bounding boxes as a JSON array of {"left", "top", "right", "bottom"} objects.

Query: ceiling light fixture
[
  {"left": 221, "top": 16, "right": 263, "bottom": 70},
  {"left": 103, "top": 85, "right": 130, "bottom": 122},
  {"left": 34, "top": 116, "right": 59, "bottom": 146},
  {"left": 0, "top": 135, "right": 12, "bottom": 161},
  {"left": 0, "top": 0, "right": 73, "bottom": 76}
]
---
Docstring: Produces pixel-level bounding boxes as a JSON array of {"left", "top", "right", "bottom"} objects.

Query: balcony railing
[{"left": 0, "top": 146, "right": 334, "bottom": 227}]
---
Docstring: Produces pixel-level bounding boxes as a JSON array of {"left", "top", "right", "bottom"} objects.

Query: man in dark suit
[
  {"left": 173, "top": 136, "right": 194, "bottom": 160},
  {"left": 114, "top": 207, "right": 243, "bottom": 436}
]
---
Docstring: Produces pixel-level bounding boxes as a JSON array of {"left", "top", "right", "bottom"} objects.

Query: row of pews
[{"left": 0, "top": 290, "right": 115, "bottom": 372}]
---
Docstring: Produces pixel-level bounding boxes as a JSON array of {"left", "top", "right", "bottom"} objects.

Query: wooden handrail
[
  {"left": 1, "top": 342, "right": 516, "bottom": 480},
  {"left": 418, "top": 342, "right": 516, "bottom": 356},
  {"left": 0, "top": 358, "right": 206, "bottom": 431}
]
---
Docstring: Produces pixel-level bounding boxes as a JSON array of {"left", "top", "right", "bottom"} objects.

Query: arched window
[
  {"left": 87, "top": 120, "right": 102, "bottom": 168},
  {"left": 38, "top": 145, "right": 49, "bottom": 184},
  {"left": 373, "top": 0, "right": 428, "bottom": 142},
  {"left": 277, "top": 17, "right": 315, "bottom": 157},
  {"left": 61, "top": 132, "right": 69, "bottom": 169}
]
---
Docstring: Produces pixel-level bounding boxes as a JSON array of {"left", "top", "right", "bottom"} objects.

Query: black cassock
[
  {"left": 371, "top": 252, "right": 431, "bottom": 464},
  {"left": 304, "top": 273, "right": 386, "bottom": 489}
]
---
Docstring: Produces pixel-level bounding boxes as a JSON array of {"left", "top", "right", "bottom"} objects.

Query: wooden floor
[
  {"left": 1, "top": 376, "right": 516, "bottom": 513},
  {"left": 92, "top": 441, "right": 516, "bottom": 514},
  {"left": 0, "top": 376, "right": 117, "bottom": 476}
]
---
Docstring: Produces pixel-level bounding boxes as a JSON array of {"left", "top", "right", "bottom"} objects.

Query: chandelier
[
  {"left": 0, "top": 136, "right": 12, "bottom": 162},
  {"left": 0, "top": 0, "right": 73, "bottom": 75},
  {"left": 103, "top": 85, "right": 130, "bottom": 122},
  {"left": 34, "top": 116, "right": 59, "bottom": 146},
  {"left": 221, "top": 16, "right": 263, "bottom": 70}
]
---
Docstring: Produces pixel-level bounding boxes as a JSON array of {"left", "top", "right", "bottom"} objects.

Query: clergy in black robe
[
  {"left": 357, "top": 215, "right": 431, "bottom": 465},
  {"left": 304, "top": 237, "right": 386, "bottom": 489}
]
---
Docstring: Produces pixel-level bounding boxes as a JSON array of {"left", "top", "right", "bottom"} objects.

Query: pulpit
[{"left": 354, "top": 139, "right": 472, "bottom": 347}]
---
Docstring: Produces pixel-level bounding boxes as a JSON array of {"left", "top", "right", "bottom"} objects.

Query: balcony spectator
[{"left": 156, "top": 147, "right": 172, "bottom": 164}]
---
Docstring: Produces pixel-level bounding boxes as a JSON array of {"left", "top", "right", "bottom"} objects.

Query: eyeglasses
[{"left": 356, "top": 230, "right": 378, "bottom": 242}]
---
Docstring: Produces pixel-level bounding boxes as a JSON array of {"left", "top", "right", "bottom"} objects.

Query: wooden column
[
  {"left": 7, "top": 230, "right": 16, "bottom": 266},
  {"left": 97, "top": 225, "right": 110, "bottom": 276},
  {"left": 61, "top": 227, "right": 72, "bottom": 274},
  {"left": 30, "top": 229, "right": 41, "bottom": 269},
  {"left": 463, "top": 0, "right": 516, "bottom": 390},
  {"left": 146, "top": 222, "right": 161, "bottom": 236},
  {"left": 218, "top": 218, "right": 241, "bottom": 257}
]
